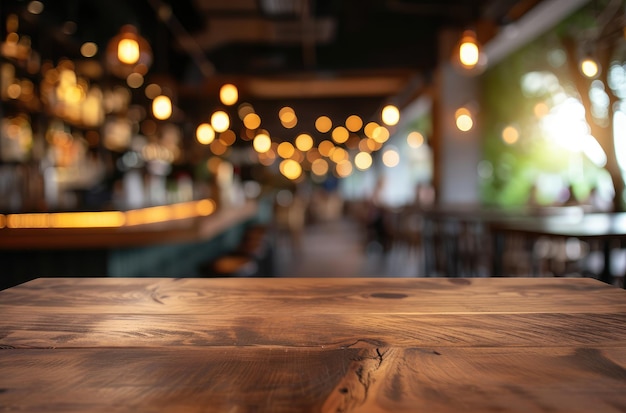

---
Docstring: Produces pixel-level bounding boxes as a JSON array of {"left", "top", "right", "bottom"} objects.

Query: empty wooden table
[{"left": 1, "top": 277, "right": 625, "bottom": 412}]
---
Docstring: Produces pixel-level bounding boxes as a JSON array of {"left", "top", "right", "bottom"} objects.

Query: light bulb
[
  {"left": 381, "top": 104, "right": 400, "bottom": 126},
  {"left": 211, "top": 110, "right": 230, "bottom": 133},
  {"left": 118, "top": 38, "right": 140, "bottom": 65},
  {"left": 152, "top": 95, "right": 172, "bottom": 120},
  {"left": 219, "top": 84, "right": 238, "bottom": 106},
  {"left": 580, "top": 57, "right": 599, "bottom": 78},
  {"left": 454, "top": 30, "right": 487, "bottom": 74}
]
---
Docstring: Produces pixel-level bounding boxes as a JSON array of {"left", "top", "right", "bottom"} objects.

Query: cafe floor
[{"left": 273, "top": 217, "right": 422, "bottom": 277}]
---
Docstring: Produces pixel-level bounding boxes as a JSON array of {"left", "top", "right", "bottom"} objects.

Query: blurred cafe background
[{"left": 1, "top": 0, "right": 626, "bottom": 288}]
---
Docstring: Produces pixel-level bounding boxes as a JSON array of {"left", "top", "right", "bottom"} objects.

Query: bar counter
[
  {"left": 1, "top": 277, "right": 625, "bottom": 412},
  {"left": 0, "top": 200, "right": 260, "bottom": 288},
  {"left": 0, "top": 199, "right": 257, "bottom": 249}
]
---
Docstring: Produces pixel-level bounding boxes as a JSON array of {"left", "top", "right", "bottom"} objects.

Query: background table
[
  {"left": 491, "top": 212, "right": 626, "bottom": 284},
  {"left": 1, "top": 277, "right": 625, "bottom": 412}
]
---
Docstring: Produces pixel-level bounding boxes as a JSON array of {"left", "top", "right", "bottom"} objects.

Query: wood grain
[
  {"left": 1, "top": 277, "right": 625, "bottom": 412},
  {"left": 1, "top": 277, "right": 624, "bottom": 315}
]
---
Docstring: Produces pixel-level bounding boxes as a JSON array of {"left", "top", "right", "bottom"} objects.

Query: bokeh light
[
  {"left": 311, "top": 158, "right": 329, "bottom": 176},
  {"left": 80, "top": 42, "right": 98, "bottom": 58},
  {"left": 279, "top": 106, "right": 297, "bottom": 128},
  {"left": 295, "top": 133, "right": 314, "bottom": 152},
  {"left": 354, "top": 151, "right": 373, "bottom": 170},
  {"left": 152, "top": 95, "right": 172, "bottom": 120},
  {"left": 345, "top": 115, "right": 363, "bottom": 132},
  {"left": 407, "top": 131, "right": 424, "bottom": 148},
  {"left": 580, "top": 58, "right": 599, "bottom": 78},
  {"left": 382, "top": 147, "right": 400, "bottom": 167},
  {"left": 455, "top": 107, "right": 473, "bottom": 132},
  {"left": 318, "top": 140, "right": 335, "bottom": 157},
  {"left": 501, "top": 125, "right": 520, "bottom": 145},
  {"left": 335, "top": 160, "right": 353, "bottom": 177},
  {"left": 277, "top": 141, "right": 295, "bottom": 159},
  {"left": 219, "top": 84, "right": 238, "bottom": 105},
  {"left": 253, "top": 131, "right": 272, "bottom": 153},
  {"left": 381, "top": 104, "right": 400, "bottom": 126},
  {"left": 196, "top": 123, "right": 215, "bottom": 145},
  {"left": 280, "top": 159, "right": 302, "bottom": 180},
  {"left": 315, "top": 116, "right": 332, "bottom": 133},
  {"left": 243, "top": 112, "right": 261, "bottom": 130},
  {"left": 331, "top": 126, "right": 349, "bottom": 144},
  {"left": 211, "top": 110, "right": 230, "bottom": 133}
]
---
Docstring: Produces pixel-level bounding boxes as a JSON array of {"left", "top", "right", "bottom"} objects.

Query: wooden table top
[{"left": 1, "top": 277, "right": 625, "bottom": 412}]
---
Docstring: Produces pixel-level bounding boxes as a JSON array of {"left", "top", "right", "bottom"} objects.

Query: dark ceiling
[{"left": 3, "top": 0, "right": 546, "bottom": 137}]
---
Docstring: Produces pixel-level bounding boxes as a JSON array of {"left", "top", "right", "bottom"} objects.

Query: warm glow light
[
  {"left": 219, "top": 130, "right": 236, "bottom": 146},
  {"left": 80, "top": 42, "right": 98, "bottom": 58},
  {"left": 243, "top": 113, "right": 261, "bottom": 130},
  {"left": 345, "top": 115, "right": 363, "bottom": 132},
  {"left": 358, "top": 138, "right": 372, "bottom": 153},
  {"left": 27, "top": 1, "right": 44, "bottom": 15},
  {"left": 280, "top": 159, "right": 302, "bottom": 180},
  {"left": 318, "top": 140, "right": 335, "bottom": 157},
  {"left": 354, "top": 151, "right": 373, "bottom": 170},
  {"left": 502, "top": 125, "right": 520, "bottom": 145},
  {"left": 311, "top": 158, "right": 329, "bottom": 176},
  {"left": 107, "top": 25, "right": 153, "bottom": 78},
  {"left": 364, "top": 122, "right": 379, "bottom": 138},
  {"left": 460, "top": 42, "right": 479, "bottom": 67},
  {"left": 315, "top": 116, "right": 332, "bottom": 133},
  {"left": 407, "top": 131, "right": 424, "bottom": 148},
  {"left": 6, "top": 211, "right": 124, "bottom": 228},
  {"left": 279, "top": 106, "right": 295, "bottom": 121},
  {"left": 580, "top": 58, "right": 599, "bottom": 78},
  {"left": 126, "top": 73, "right": 144, "bottom": 88},
  {"left": 335, "top": 160, "right": 353, "bottom": 178},
  {"left": 145, "top": 83, "right": 161, "bottom": 99},
  {"left": 211, "top": 110, "right": 230, "bottom": 133},
  {"left": 295, "top": 133, "right": 314, "bottom": 152},
  {"left": 118, "top": 38, "right": 140, "bottom": 65},
  {"left": 331, "top": 126, "right": 349, "bottom": 144},
  {"left": 152, "top": 95, "right": 172, "bottom": 120},
  {"left": 382, "top": 148, "right": 400, "bottom": 168},
  {"left": 458, "top": 30, "right": 481, "bottom": 69},
  {"left": 381, "top": 105, "right": 400, "bottom": 126},
  {"left": 51, "top": 212, "right": 126, "bottom": 228},
  {"left": 367, "top": 138, "right": 382, "bottom": 152},
  {"left": 210, "top": 140, "right": 227, "bottom": 156},
  {"left": 196, "top": 123, "right": 215, "bottom": 145},
  {"left": 220, "top": 84, "right": 238, "bottom": 105},
  {"left": 253, "top": 132, "right": 272, "bottom": 153},
  {"left": 306, "top": 148, "right": 321, "bottom": 163},
  {"left": 455, "top": 107, "right": 473, "bottom": 132},
  {"left": 238, "top": 103, "right": 255, "bottom": 119},
  {"left": 277, "top": 141, "right": 295, "bottom": 159},
  {"left": 534, "top": 102, "right": 550, "bottom": 118},
  {"left": 0, "top": 201, "right": 217, "bottom": 229},
  {"left": 196, "top": 199, "right": 216, "bottom": 216},
  {"left": 330, "top": 147, "right": 348, "bottom": 163},
  {"left": 279, "top": 106, "right": 297, "bottom": 129},
  {"left": 7, "top": 83, "right": 20, "bottom": 99},
  {"left": 371, "top": 126, "right": 390, "bottom": 143}
]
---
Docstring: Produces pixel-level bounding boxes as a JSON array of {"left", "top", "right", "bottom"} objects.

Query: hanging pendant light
[
  {"left": 453, "top": 29, "right": 487, "bottom": 75},
  {"left": 106, "top": 25, "right": 153, "bottom": 78}
]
